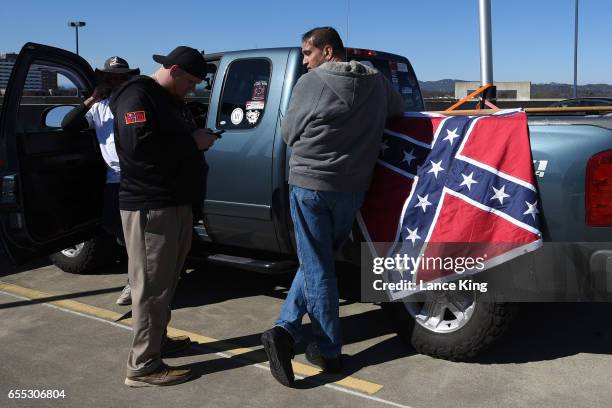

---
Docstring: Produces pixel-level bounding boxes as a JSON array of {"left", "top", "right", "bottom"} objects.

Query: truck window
[
  {"left": 216, "top": 58, "right": 271, "bottom": 130},
  {"left": 357, "top": 58, "right": 423, "bottom": 112},
  {"left": 15, "top": 61, "right": 85, "bottom": 133}
]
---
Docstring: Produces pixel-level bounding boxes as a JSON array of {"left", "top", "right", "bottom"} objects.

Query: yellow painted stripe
[
  {"left": 0, "top": 281, "right": 383, "bottom": 395},
  {"left": 0, "top": 281, "right": 130, "bottom": 324}
]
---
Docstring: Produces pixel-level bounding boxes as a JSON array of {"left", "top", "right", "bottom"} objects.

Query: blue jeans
[{"left": 275, "top": 186, "right": 365, "bottom": 358}]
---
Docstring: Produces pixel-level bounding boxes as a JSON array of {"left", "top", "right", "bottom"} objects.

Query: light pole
[
  {"left": 68, "top": 21, "right": 86, "bottom": 55},
  {"left": 573, "top": 0, "right": 579, "bottom": 98},
  {"left": 478, "top": 0, "right": 496, "bottom": 104}
]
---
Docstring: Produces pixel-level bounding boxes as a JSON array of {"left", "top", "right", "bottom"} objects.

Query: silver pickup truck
[{"left": 1, "top": 43, "right": 611, "bottom": 361}]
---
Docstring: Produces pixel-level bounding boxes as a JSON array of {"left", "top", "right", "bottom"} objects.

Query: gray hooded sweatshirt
[{"left": 281, "top": 60, "right": 404, "bottom": 192}]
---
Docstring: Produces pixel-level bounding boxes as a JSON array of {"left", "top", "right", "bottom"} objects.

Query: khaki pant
[{"left": 120, "top": 205, "right": 193, "bottom": 377}]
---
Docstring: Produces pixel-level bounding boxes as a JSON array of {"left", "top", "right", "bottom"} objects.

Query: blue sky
[{"left": 2, "top": 0, "right": 610, "bottom": 84}]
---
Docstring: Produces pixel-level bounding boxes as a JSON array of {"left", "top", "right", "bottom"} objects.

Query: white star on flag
[
  {"left": 427, "top": 160, "right": 445, "bottom": 179},
  {"left": 523, "top": 200, "right": 539, "bottom": 220},
  {"left": 414, "top": 194, "right": 432, "bottom": 212},
  {"left": 395, "top": 260, "right": 408, "bottom": 278},
  {"left": 380, "top": 140, "right": 390, "bottom": 155},
  {"left": 443, "top": 128, "right": 460, "bottom": 145},
  {"left": 459, "top": 172, "right": 478, "bottom": 191},
  {"left": 490, "top": 185, "right": 510, "bottom": 205},
  {"left": 405, "top": 227, "right": 421, "bottom": 246},
  {"left": 401, "top": 148, "right": 416, "bottom": 166}
]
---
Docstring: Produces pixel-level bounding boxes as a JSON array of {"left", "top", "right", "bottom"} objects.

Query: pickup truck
[{"left": 1, "top": 43, "right": 611, "bottom": 361}]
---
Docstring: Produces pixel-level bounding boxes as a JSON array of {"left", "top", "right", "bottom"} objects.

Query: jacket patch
[{"left": 125, "top": 111, "right": 146, "bottom": 124}]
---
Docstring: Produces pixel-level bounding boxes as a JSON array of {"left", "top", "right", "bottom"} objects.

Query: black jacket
[{"left": 110, "top": 76, "right": 205, "bottom": 210}]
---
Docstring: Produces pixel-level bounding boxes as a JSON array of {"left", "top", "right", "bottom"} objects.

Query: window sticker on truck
[
  {"left": 246, "top": 101, "right": 265, "bottom": 110},
  {"left": 231, "top": 108, "right": 244, "bottom": 125},
  {"left": 251, "top": 80, "right": 268, "bottom": 101},
  {"left": 246, "top": 109, "right": 260, "bottom": 125},
  {"left": 393, "top": 62, "right": 409, "bottom": 73}
]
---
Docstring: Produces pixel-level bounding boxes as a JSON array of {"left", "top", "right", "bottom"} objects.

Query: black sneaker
[
  {"left": 261, "top": 327, "right": 295, "bottom": 387},
  {"left": 305, "top": 342, "right": 343, "bottom": 373}
]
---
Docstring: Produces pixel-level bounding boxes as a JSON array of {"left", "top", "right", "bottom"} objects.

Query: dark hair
[{"left": 301, "top": 26, "right": 345, "bottom": 58}]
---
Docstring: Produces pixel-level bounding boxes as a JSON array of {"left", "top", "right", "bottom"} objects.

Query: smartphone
[{"left": 211, "top": 129, "right": 225, "bottom": 139}]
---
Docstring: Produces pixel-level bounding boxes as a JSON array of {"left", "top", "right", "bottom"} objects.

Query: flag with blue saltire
[{"left": 357, "top": 109, "right": 542, "bottom": 299}]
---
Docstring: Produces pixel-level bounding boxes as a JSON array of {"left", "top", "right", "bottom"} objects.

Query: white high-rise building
[{"left": 0, "top": 53, "right": 58, "bottom": 94}]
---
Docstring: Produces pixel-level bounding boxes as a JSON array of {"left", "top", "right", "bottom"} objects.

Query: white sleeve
[{"left": 84, "top": 105, "right": 96, "bottom": 128}]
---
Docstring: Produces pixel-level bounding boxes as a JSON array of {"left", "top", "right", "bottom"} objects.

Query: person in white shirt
[{"left": 62, "top": 56, "right": 140, "bottom": 306}]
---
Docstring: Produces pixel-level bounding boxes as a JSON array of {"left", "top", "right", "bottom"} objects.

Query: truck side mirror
[{"left": 42, "top": 105, "right": 77, "bottom": 128}]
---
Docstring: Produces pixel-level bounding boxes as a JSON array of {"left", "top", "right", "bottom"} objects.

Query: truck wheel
[
  {"left": 383, "top": 290, "right": 517, "bottom": 361},
  {"left": 49, "top": 234, "right": 122, "bottom": 274}
]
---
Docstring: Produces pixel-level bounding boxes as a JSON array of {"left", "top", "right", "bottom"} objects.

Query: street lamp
[{"left": 68, "top": 21, "right": 86, "bottom": 55}]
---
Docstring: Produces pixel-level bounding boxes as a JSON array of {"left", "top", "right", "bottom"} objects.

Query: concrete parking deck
[{"left": 1, "top": 259, "right": 612, "bottom": 408}]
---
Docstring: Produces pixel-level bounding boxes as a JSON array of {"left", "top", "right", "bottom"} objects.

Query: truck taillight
[{"left": 586, "top": 149, "right": 612, "bottom": 226}]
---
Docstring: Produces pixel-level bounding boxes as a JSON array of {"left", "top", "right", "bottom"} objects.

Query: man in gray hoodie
[{"left": 261, "top": 27, "right": 404, "bottom": 386}]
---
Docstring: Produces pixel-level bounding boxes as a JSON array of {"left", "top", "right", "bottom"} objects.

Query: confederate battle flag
[{"left": 357, "top": 110, "right": 542, "bottom": 300}]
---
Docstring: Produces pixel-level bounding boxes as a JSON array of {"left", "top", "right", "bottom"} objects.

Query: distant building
[
  {"left": 455, "top": 81, "right": 531, "bottom": 101},
  {"left": 0, "top": 53, "right": 58, "bottom": 94}
]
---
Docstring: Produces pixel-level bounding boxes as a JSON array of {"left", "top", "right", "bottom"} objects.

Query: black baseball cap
[
  {"left": 95, "top": 56, "right": 140, "bottom": 75},
  {"left": 152, "top": 46, "right": 207, "bottom": 80}
]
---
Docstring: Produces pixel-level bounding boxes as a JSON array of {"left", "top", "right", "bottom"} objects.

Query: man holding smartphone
[{"left": 111, "top": 46, "right": 218, "bottom": 387}]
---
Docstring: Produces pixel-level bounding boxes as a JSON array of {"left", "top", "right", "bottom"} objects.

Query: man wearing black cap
[
  {"left": 62, "top": 56, "right": 139, "bottom": 306},
  {"left": 110, "top": 46, "right": 218, "bottom": 387}
]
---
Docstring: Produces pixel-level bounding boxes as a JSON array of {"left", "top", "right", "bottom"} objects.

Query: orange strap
[{"left": 445, "top": 83, "right": 494, "bottom": 112}]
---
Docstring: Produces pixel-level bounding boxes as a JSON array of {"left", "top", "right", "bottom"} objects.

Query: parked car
[{"left": 1, "top": 43, "right": 611, "bottom": 361}]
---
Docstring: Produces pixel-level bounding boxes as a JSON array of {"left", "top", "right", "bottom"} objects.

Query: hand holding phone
[
  {"left": 209, "top": 129, "right": 225, "bottom": 138},
  {"left": 192, "top": 129, "right": 220, "bottom": 150}
]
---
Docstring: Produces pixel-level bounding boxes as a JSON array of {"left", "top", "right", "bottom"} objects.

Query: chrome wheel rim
[
  {"left": 406, "top": 290, "right": 476, "bottom": 333},
  {"left": 60, "top": 243, "right": 85, "bottom": 258}
]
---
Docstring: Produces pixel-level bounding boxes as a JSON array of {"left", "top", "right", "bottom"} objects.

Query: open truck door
[{"left": 0, "top": 43, "right": 106, "bottom": 264}]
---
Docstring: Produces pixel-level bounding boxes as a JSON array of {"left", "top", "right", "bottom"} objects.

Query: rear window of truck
[{"left": 353, "top": 56, "right": 423, "bottom": 112}]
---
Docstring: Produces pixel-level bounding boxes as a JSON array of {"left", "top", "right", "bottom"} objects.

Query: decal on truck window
[
  {"left": 231, "top": 108, "right": 244, "bottom": 125},
  {"left": 250, "top": 80, "right": 267, "bottom": 101},
  {"left": 217, "top": 58, "right": 271, "bottom": 130},
  {"left": 246, "top": 101, "right": 265, "bottom": 110},
  {"left": 245, "top": 109, "right": 260, "bottom": 125}
]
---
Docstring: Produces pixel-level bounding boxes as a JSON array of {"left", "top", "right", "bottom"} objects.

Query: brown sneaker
[
  {"left": 161, "top": 335, "right": 192, "bottom": 357},
  {"left": 124, "top": 363, "right": 192, "bottom": 387}
]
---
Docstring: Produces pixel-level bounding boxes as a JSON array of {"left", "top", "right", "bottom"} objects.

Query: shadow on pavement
[
  {"left": 165, "top": 263, "right": 416, "bottom": 383},
  {"left": 0, "top": 285, "right": 127, "bottom": 310},
  {"left": 0, "top": 255, "right": 51, "bottom": 278},
  {"left": 5, "top": 249, "right": 612, "bottom": 386},
  {"left": 476, "top": 302, "right": 612, "bottom": 364},
  {"left": 172, "top": 262, "right": 362, "bottom": 311},
  {"left": 171, "top": 262, "right": 612, "bottom": 379}
]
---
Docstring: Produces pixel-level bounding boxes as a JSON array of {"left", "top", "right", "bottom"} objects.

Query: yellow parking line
[{"left": 0, "top": 281, "right": 383, "bottom": 395}]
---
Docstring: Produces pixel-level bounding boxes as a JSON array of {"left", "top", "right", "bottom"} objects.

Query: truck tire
[
  {"left": 49, "top": 234, "right": 122, "bottom": 274},
  {"left": 383, "top": 290, "right": 517, "bottom": 361}
]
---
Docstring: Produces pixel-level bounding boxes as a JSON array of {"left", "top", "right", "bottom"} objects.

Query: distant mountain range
[{"left": 419, "top": 79, "right": 612, "bottom": 99}]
